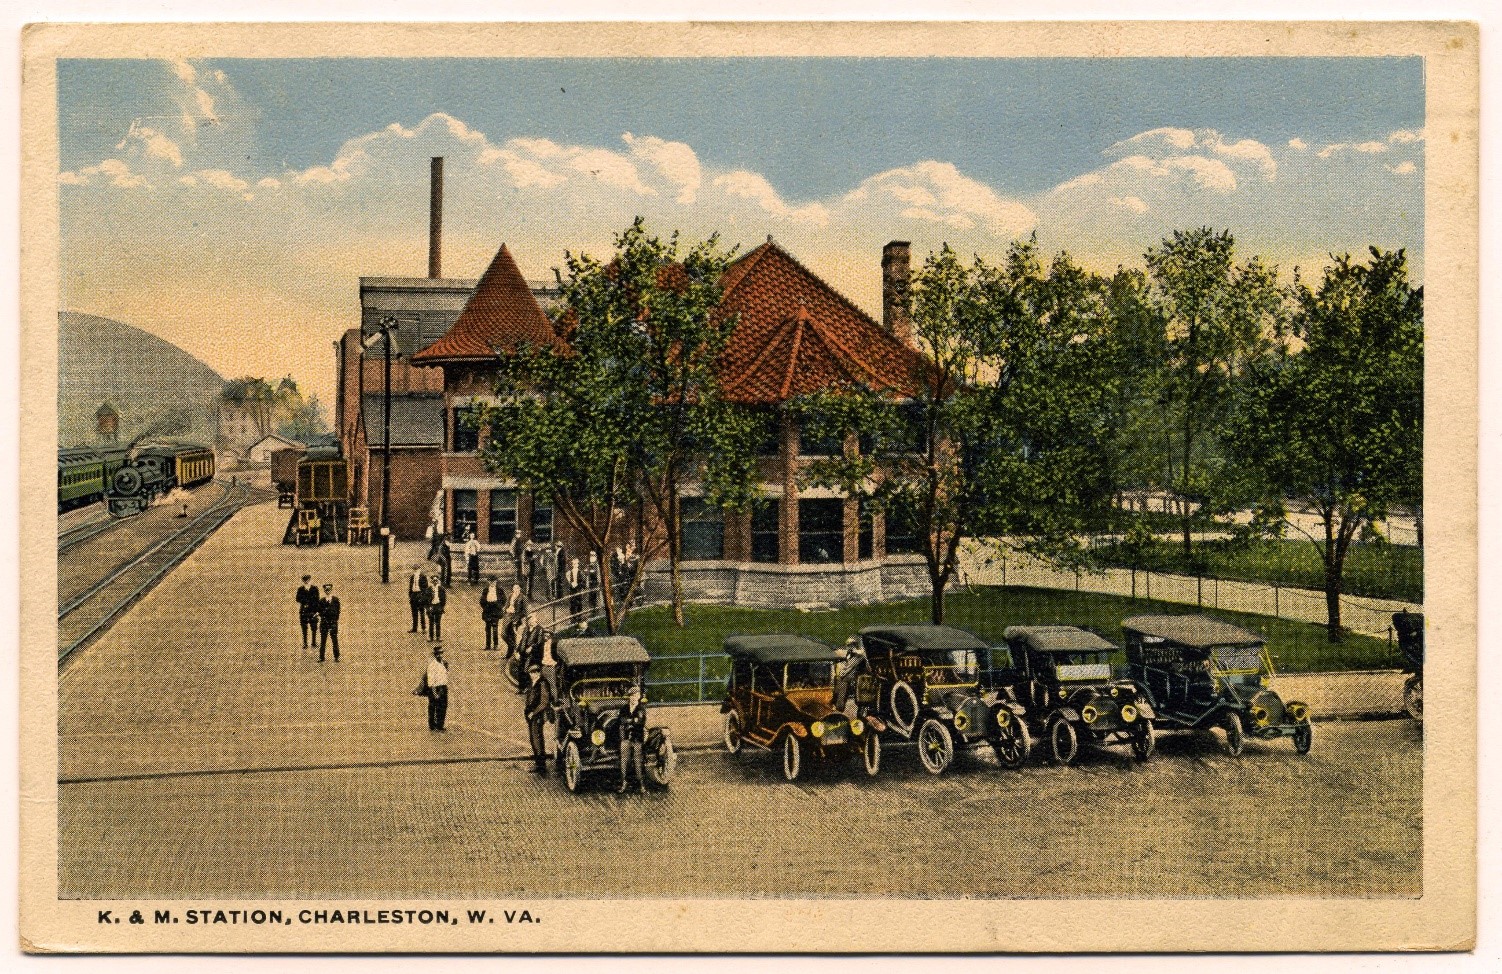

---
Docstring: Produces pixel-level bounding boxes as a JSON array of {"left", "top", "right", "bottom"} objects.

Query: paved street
[{"left": 58, "top": 501, "right": 1421, "bottom": 900}]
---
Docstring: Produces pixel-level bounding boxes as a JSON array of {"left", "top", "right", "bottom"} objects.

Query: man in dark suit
[
  {"left": 479, "top": 576, "right": 504, "bottom": 651},
  {"left": 318, "top": 584, "right": 341, "bottom": 662},
  {"left": 296, "top": 574, "right": 320, "bottom": 648},
  {"left": 523, "top": 664, "right": 554, "bottom": 773},
  {"left": 406, "top": 563, "right": 430, "bottom": 633},
  {"left": 509, "top": 533, "right": 525, "bottom": 586},
  {"left": 427, "top": 573, "right": 447, "bottom": 641},
  {"left": 617, "top": 685, "right": 648, "bottom": 794}
]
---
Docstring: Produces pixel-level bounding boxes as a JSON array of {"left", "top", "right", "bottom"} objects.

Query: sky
[{"left": 56, "top": 56, "right": 1426, "bottom": 408}]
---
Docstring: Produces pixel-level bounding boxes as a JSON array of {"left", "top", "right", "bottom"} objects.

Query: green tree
[
  {"left": 797, "top": 240, "right": 1125, "bottom": 623},
  {"left": 1144, "top": 228, "right": 1285, "bottom": 553},
  {"left": 1222, "top": 248, "right": 1422, "bottom": 641}
]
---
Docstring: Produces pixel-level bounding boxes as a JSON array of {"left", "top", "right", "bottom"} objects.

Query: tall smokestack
[
  {"left": 428, "top": 156, "right": 444, "bottom": 278},
  {"left": 882, "top": 240, "right": 912, "bottom": 346}
]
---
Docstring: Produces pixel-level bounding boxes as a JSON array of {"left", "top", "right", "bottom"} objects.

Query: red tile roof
[
  {"left": 411, "top": 244, "right": 558, "bottom": 364},
  {"left": 715, "top": 242, "right": 927, "bottom": 404}
]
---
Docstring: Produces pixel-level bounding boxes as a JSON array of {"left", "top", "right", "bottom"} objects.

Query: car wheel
[
  {"left": 1221, "top": 711, "right": 1245, "bottom": 757},
  {"left": 890, "top": 681, "right": 920, "bottom": 735},
  {"left": 991, "top": 719, "right": 1031, "bottom": 770},
  {"left": 862, "top": 728, "right": 881, "bottom": 776},
  {"left": 1048, "top": 715, "right": 1078, "bottom": 766},
  {"left": 563, "top": 740, "right": 583, "bottom": 793},
  {"left": 646, "top": 737, "right": 675, "bottom": 788},
  {"left": 1403, "top": 675, "right": 1423, "bottom": 722},
  {"left": 1293, "top": 722, "right": 1313, "bottom": 755},
  {"left": 503, "top": 656, "right": 520, "bottom": 691},
  {"left": 724, "top": 712, "right": 744, "bottom": 755},
  {"left": 782, "top": 734, "right": 802, "bottom": 782},
  {"left": 917, "top": 718, "right": 955, "bottom": 775},
  {"left": 1131, "top": 720, "right": 1156, "bottom": 762}
]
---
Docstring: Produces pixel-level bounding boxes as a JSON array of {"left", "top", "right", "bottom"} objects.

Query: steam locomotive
[{"left": 105, "top": 442, "right": 216, "bottom": 518}]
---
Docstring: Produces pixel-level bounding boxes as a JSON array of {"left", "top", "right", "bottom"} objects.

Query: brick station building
[{"left": 413, "top": 236, "right": 933, "bottom": 608}]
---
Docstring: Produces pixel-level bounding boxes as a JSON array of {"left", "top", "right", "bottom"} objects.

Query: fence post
[
  {"left": 1274, "top": 584, "right": 1280, "bottom": 618},
  {"left": 698, "top": 652, "right": 706, "bottom": 703},
  {"left": 1075, "top": 568, "right": 1080, "bottom": 593},
  {"left": 1131, "top": 568, "right": 1137, "bottom": 600},
  {"left": 1197, "top": 576, "right": 1203, "bottom": 607},
  {"left": 1146, "top": 570, "right": 1151, "bottom": 602},
  {"left": 1214, "top": 577, "right": 1219, "bottom": 609}
]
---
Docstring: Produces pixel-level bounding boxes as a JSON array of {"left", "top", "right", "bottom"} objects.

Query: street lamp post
[{"left": 362, "top": 316, "right": 401, "bottom": 583}]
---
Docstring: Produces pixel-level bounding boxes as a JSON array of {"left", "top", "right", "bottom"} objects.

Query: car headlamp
[
  {"left": 1250, "top": 706, "right": 1269, "bottom": 726},
  {"left": 1120, "top": 704, "right": 1138, "bottom": 723},
  {"left": 1110, "top": 686, "right": 1121, "bottom": 698},
  {"left": 850, "top": 718, "right": 864, "bottom": 736},
  {"left": 1288, "top": 702, "right": 1309, "bottom": 722},
  {"left": 590, "top": 729, "right": 606, "bottom": 746},
  {"left": 953, "top": 710, "right": 970, "bottom": 732},
  {"left": 1081, "top": 704, "right": 1099, "bottom": 724},
  {"left": 810, "top": 721, "right": 826, "bottom": 739}
]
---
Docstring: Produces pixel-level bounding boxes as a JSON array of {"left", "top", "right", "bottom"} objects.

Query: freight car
[
  {"left": 270, "top": 447, "right": 305, "bottom": 507},
  {"left": 281, "top": 447, "right": 350, "bottom": 544},
  {"left": 58, "top": 445, "right": 131, "bottom": 512},
  {"left": 105, "top": 442, "right": 216, "bottom": 518}
]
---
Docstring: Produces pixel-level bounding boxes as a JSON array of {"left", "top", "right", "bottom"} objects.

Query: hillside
[{"left": 58, "top": 312, "right": 224, "bottom": 447}]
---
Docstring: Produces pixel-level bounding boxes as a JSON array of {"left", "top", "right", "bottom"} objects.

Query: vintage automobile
[
  {"left": 1120, "top": 614, "right": 1312, "bottom": 756},
  {"left": 552, "top": 636, "right": 675, "bottom": 792},
  {"left": 853, "top": 624, "right": 1031, "bottom": 773},
  {"left": 721, "top": 634, "right": 884, "bottom": 781},
  {"left": 997, "top": 626, "right": 1156, "bottom": 765},
  {"left": 1393, "top": 611, "right": 1423, "bottom": 722}
]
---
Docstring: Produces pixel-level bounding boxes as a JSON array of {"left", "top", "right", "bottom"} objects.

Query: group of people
[
  {"left": 294, "top": 575, "right": 342, "bottom": 662},
  {"left": 405, "top": 563, "right": 449, "bottom": 641}
]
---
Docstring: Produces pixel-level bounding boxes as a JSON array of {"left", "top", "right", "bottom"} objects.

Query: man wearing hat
[
  {"left": 833, "top": 637, "right": 869, "bottom": 716},
  {"left": 616, "top": 685, "right": 649, "bottom": 794},
  {"left": 406, "top": 563, "right": 431, "bottom": 634},
  {"left": 420, "top": 646, "right": 449, "bottom": 731},
  {"left": 523, "top": 662, "right": 555, "bottom": 773},
  {"left": 318, "top": 583, "right": 341, "bottom": 662},
  {"left": 295, "top": 574, "right": 320, "bottom": 649},
  {"left": 479, "top": 576, "right": 504, "bottom": 651}
]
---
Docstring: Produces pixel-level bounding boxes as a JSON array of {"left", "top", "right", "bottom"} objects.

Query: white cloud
[
  {"left": 1354, "top": 141, "right": 1388, "bottom": 154},
  {"left": 1288, "top": 137, "right": 1308, "bottom": 151},
  {"left": 624, "top": 133, "right": 702, "bottom": 204},
  {"left": 841, "top": 161, "right": 1035, "bottom": 236},
  {"left": 1109, "top": 195, "right": 1149, "bottom": 214},
  {"left": 1316, "top": 143, "right": 1345, "bottom": 159},
  {"left": 1122, "top": 127, "right": 1197, "bottom": 150},
  {"left": 63, "top": 158, "right": 148, "bottom": 189},
  {"left": 1387, "top": 161, "right": 1418, "bottom": 175},
  {"left": 114, "top": 121, "right": 184, "bottom": 167},
  {"left": 714, "top": 170, "right": 830, "bottom": 225},
  {"left": 1388, "top": 129, "right": 1424, "bottom": 144}
]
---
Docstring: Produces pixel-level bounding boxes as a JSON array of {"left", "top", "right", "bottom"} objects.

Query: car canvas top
[
  {"left": 723, "top": 634, "right": 838, "bottom": 664},
  {"left": 554, "top": 636, "right": 651, "bottom": 668},
  {"left": 1120, "top": 615, "right": 1264, "bottom": 649},
  {"left": 1003, "top": 625, "right": 1117, "bottom": 653},
  {"left": 859, "top": 624, "right": 989, "bottom": 652}
]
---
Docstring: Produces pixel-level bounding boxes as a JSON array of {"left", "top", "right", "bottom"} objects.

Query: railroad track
[
  {"left": 58, "top": 482, "right": 252, "bottom": 664},
  {"left": 57, "top": 513, "right": 119, "bottom": 554}
]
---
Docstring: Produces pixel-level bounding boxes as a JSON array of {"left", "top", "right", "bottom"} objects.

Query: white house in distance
[{"left": 248, "top": 432, "right": 305, "bottom": 465}]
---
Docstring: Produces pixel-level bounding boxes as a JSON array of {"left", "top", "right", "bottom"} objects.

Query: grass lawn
[
  {"left": 1089, "top": 538, "right": 1423, "bottom": 605},
  {"left": 614, "top": 585, "right": 1403, "bottom": 702}
]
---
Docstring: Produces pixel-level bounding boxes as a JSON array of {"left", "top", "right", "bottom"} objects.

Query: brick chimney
[
  {"left": 428, "top": 156, "right": 444, "bottom": 278},
  {"left": 882, "top": 240, "right": 912, "bottom": 346}
]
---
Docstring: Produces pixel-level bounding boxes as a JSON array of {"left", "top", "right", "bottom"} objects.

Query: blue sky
[{"left": 56, "top": 57, "right": 1426, "bottom": 404}]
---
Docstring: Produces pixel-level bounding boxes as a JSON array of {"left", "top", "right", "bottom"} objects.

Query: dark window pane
[
  {"left": 886, "top": 506, "right": 921, "bottom": 555},
  {"left": 488, "top": 489, "right": 517, "bottom": 543},
  {"left": 452, "top": 407, "right": 480, "bottom": 453},
  {"left": 857, "top": 497, "right": 874, "bottom": 560},
  {"left": 454, "top": 489, "right": 478, "bottom": 540},
  {"left": 799, "top": 498, "right": 844, "bottom": 564},
  {"left": 751, "top": 499, "right": 780, "bottom": 563},
  {"left": 531, "top": 499, "right": 553, "bottom": 542},
  {"left": 681, "top": 496, "right": 725, "bottom": 561}
]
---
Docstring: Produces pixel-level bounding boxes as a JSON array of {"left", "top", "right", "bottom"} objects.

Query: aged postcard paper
[{"left": 20, "top": 20, "right": 1477, "bottom": 953}]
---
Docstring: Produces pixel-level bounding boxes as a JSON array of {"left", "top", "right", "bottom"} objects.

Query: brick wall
[{"left": 366, "top": 447, "right": 441, "bottom": 540}]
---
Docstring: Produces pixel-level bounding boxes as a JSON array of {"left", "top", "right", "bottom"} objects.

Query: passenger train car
[
  {"left": 58, "top": 445, "right": 131, "bottom": 512},
  {"left": 105, "top": 442, "right": 216, "bottom": 518}
]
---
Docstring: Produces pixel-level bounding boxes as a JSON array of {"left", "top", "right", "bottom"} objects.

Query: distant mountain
[{"left": 58, "top": 312, "right": 224, "bottom": 448}]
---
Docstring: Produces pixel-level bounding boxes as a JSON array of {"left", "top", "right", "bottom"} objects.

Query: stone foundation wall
[{"left": 640, "top": 557, "right": 930, "bottom": 610}]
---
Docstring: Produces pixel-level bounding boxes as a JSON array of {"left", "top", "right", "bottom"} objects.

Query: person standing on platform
[
  {"left": 296, "top": 574, "right": 320, "bottom": 649},
  {"left": 480, "top": 576, "right": 504, "bottom": 651},
  {"left": 565, "top": 557, "right": 584, "bottom": 625},
  {"left": 509, "top": 532, "right": 525, "bottom": 586},
  {"left": 465, "top": 532, "right": 481, "bottom": 585},
  {"left": 439, "top": 536, "right": 453, "bottom": 588},
  {"left": 585, "top": 551, "right": 601, "bottom": 613},
  {"left": 418, "top": 646, "right": 448, "bottom": 731},
  {"left": 523, "top": 663, "right": 554, "bottom": 773},
  {"left": 543, "top": 542, "right": 561, "bottom": 603},
  {"left": 616, "top": 685, "right": 648, "bottom": 794},
  {"left": 427, "top": 573, "right": 447, "bottom": 641},
  {"left": 318, "top": 583, "right": 341, "bottom": 662},
  {"left": 407, "top": 564, "right": 430, "bottom": 633},
  {"left": 521, "top": 544, "right": 536, "bottom": 602}
]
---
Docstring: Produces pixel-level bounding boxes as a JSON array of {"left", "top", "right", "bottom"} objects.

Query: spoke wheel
[
  {"left": 1131, "top": 721, "right": 1156, "bottom": 762},
  {"left": 563, "top": 740, "right": 583, "bottom": 793},
  {"left": 724, "top": 712, "right": 744, "bottom": 755},
  {"left": 1404, "top": 676, "right": 1423, "bottom": 722},
  {"left": 1049, "top": 716, "right": 1078, "bottom": 766},
  {"left": 646, "top": 737, "right": 675, "bottom": 788},
  {"left": 1293, "top": 722, "right": 1313, "bottom": 755},
  {"left": 1221, "top": 711, "right": 1245, "bottom": 757},
  {"left": 917, "top": 718, "right": 955, "bottom": 775},
  {"left": 782, "top": 734, "right": 802, "bottom": 782},
  {"left": 890, "top": 681, "right": 920, "bottom": 735},
  {"left": 991, "top": 719, "right": 1031, "bottom": 770},
  {"left": 862, "top": 729, "right": 882, "bottom": 776},
  {"left": 503, "top": 656, "right": 521, "bottom": 691}
]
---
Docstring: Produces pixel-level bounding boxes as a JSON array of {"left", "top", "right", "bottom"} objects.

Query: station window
[
  {"left": 680, "top": 496, "right": 725, "bottom": 561},
  {"left": 886, "top": 506, "right": 922, "bottom": 555},
  {"left": 751, "top": 499, "right": 780, "bottom": 563},
  {"left": 450, "top": 406, "right": 480, "bottom": 453},
  {"left": 531, "top": 497, "right": 553, "bottom": 542},
  {"left": 857, "top": 497, "right": 874, "bottom": 560},
  {"left": 453, "top": 490, "right": 478, "bottom": 540},
  {"left": 487, "top": 489, "right": 517, "bottom": 543},
  {"left": 798, "top": 498, "right": 844, "bottom": 564}
]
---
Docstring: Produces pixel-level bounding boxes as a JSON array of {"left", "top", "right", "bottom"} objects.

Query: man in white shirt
[
  {"left": 464, "top": 532, "right": 481, "bottom": 584},
  {"left": 424, "top": 646, "right": 449, "bottom": 732}
]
